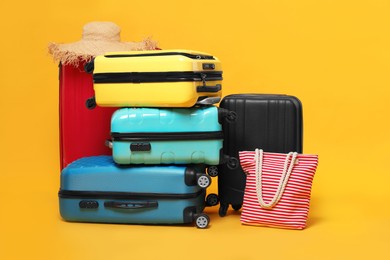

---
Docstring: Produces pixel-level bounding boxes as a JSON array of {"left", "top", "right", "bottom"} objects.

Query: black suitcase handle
[
  {"left": 196, "top": 84, "right": 221, "bottom": 93},
  {"left": 130, "top": 142, "right": 152, "bottom": 152},
  {"left": 104, "top": 201, "right": 158, "bottom": 210}
]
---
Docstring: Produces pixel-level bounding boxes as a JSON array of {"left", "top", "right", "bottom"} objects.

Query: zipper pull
[{"left": 200, "top": 73, "right": 207, "bottom": 86}]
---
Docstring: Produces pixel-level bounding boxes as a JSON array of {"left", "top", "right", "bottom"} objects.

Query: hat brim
[{"left": 48, "top": 38, "right": 158, "bottom": 66}]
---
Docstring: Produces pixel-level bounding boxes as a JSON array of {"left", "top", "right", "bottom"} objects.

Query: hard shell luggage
[
  {"left": 85, "top": 50, "right": 223, "bottom": 108},
  {"left": 59, "top": 156, "right": 218, "bottom": 228},
  {"left": 109, "top": 106, "right": 237, "bottom": 168},
  {"left": 217, "top": 94, "right": 303, "bottom": 217},
  {"left": 59, "top": 63, "right": 116, "bottom": 169}
]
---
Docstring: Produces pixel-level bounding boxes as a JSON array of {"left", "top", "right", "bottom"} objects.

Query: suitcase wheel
[
  {"left": 232, "top": 204, "right": 242, "bottom": 211},
  {"left": 105, "top": 139, "right": 113, "bottom": 149},
  {"left": 197, "top": 174, "right": 211, "bottom": 189},
  {"left": 207, "top": 166, "right": 218, "bottom": 177},
  {"left": 219, "top": 204, "right": 229, "bottom": 217},
  {"left": 227, "top": 157, "right": 239, "bottom": 169},
  {"left": 84, "top": 59, "right": 94, "bottom": 74},
  {"left": 85, "top": 97, "right": 96, "bottom": 110},
  {"left": 206, "top": 193, "right": 219, "bottom": 207},
  {"left": 226, "top": 111, "right": 237, "bottom": 123},
  {"left": 195, "top": 213, "right": 210, "bottom": 229},
  {"left": 218, "top": 108, "right": 237, "bottom": 123}
]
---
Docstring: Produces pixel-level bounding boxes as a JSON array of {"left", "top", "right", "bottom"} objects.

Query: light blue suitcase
[
  {"left": 59, "top": 156, "right": 219, "bottom": 228},
  {"left": 109, "top": 106, "right": 237, "bottom": 171}
]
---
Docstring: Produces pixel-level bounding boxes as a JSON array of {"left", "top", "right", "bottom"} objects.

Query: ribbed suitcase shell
[
  {"left": 217, "top": 94, "right": 303, "bottom": 216},
  {"left": 110, "top": 106, "right": 224, "bottom": 165},
  {"left": 59, "top": 156, "right": 207, "bottom": 225},
  {"left": 59, "top": 63, "right": 115, "bottom": 169},
  {"left": 90, "top": 50, "right": 222, "bottom": 107}
]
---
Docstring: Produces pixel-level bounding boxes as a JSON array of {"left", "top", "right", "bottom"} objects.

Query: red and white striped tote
[{"left": 239, "top": 149, "right": 319, "bottom": 230}]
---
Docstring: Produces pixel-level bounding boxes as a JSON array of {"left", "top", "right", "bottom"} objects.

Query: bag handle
[
  {"left": 104, "top": 201, "right": 158, "bottom": 210},
  {"left": 255, "top": 149, "right": 298, "bottom": 209}
]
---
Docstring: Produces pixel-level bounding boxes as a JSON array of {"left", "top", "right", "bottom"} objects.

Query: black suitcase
[{"left": 217, "top": 94, "right": 303, "bottom": 216}]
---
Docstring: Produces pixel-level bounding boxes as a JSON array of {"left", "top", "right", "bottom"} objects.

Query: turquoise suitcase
[
  {"left": 59, "top": 156, "right": 218, "bottom": 228},
  {"left": 109, "top": 106, "right": 237, "bottom": 171}
]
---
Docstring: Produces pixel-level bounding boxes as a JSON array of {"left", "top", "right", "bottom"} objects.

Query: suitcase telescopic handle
[{"left": 104, "top": 201, "right": 158, "bottom": 210}]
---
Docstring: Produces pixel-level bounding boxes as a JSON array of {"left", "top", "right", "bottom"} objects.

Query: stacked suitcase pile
[
  {"left": 58, "top": 49, "right": 304, "bottom": 228},
  {"left": 58, "top": 50, "right": 238, "bottom": 228}
]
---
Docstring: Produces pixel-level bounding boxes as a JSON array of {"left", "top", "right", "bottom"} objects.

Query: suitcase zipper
[
  {"left": 59, "top": 189, "right": 204, "bottom": 200},
  {"left": 104, "top": 52, "right": 215, "bottom": 60},
  {"left": 110, "top": 131, "right": 224, "bottom": 142},
  {"left": 93, "top": 71, "right": 222, "bottom": 84}
]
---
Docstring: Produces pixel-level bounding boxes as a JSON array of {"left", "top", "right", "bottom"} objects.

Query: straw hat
[{"left": 48, "top": 21, "right": 158, "bottom": 66}]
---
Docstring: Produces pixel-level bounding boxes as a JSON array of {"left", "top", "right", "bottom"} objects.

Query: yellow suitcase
[{"left": 85, "top": 50, "right": 222, "bottom": 108}]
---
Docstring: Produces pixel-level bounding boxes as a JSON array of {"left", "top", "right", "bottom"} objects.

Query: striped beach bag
[{"left": 239, "top": 149, "right": 319, "bottom": 229}]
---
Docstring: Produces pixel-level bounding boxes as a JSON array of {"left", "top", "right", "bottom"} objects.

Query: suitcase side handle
[
  {"left": 104, "top": 52, "right": 214, "bottom": 60},
  {"left": 104, "top": 201, "right": 158, "bottom": 210},
  {"left": 130, "top": 142, "right": 151, "bottom": 152},
  {"left": 196, "top": 84, "right": 221, "bottom": 93}
]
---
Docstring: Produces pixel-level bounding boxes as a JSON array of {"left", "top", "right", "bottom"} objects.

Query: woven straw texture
[{"left": 48, "top": 21, "right": 158, "bottom": 66}]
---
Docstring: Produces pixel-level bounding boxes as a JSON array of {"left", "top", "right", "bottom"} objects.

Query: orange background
[{"left": 0, "top": 0, "right": 389, "bottom": 259}]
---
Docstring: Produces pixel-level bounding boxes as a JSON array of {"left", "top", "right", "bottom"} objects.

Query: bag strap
[{"left": 255, "top": 149, "right": 298, "bottom": 209}]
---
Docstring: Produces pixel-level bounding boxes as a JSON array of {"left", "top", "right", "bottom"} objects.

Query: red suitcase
[
  {"left": 50, "top": 22, "right": 159, "bottom": 169},
  {"left": 59, "top": 62, "right": 116, "bottom": 169}
]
